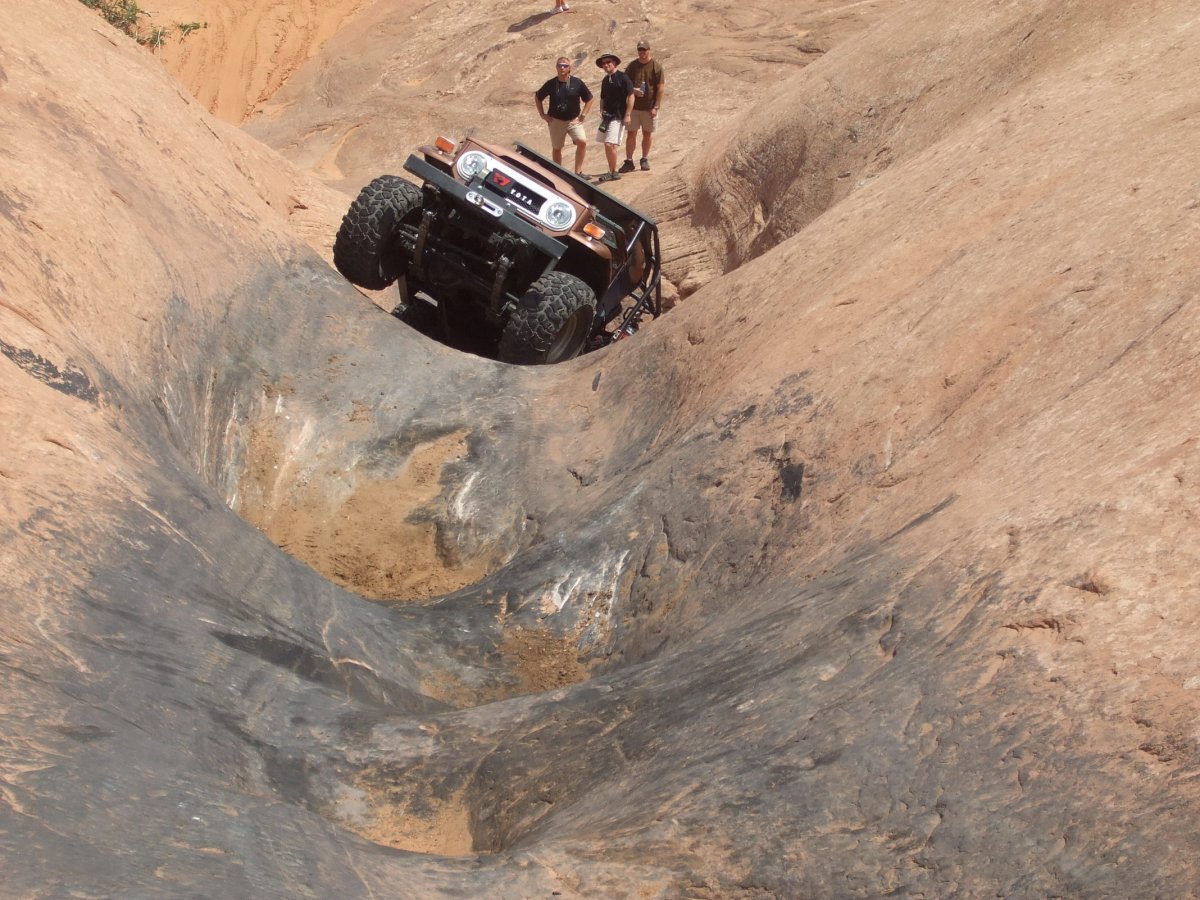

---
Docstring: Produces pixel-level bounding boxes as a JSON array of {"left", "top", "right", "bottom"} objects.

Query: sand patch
[{"left": 239, "top": 424, "right": 492, "bottom": 601}]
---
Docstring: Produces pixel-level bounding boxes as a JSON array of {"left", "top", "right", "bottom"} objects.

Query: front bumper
[{"left": 403, "top": 154, "right": 568, "bottom": 263}]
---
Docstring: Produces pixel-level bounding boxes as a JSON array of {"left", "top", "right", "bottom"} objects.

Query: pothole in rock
[
  {"left": 337, "top": 778, "right": 477, "bottom": 857},
  {"left": 231, "top": 406, "right": 600, "bottom": 688},
  {"left": 222, "top": 387, "right": 619, "bottom": 855},
  {"left": 236, "top": 422, "right": 496, "bottom": 602},
  {"left": 330, "top": 658, "right": 581, "bottom": 856}
]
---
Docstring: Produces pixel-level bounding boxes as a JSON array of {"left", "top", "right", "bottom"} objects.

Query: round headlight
[
  {"left": 456, "top": 150, "right": 489, "bottom": 181},
  {"left": 543, "top": 200, "right": 575, "bottom": 230}
]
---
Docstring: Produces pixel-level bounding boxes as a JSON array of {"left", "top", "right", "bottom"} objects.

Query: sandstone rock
[{"left": 5, "top": 0, "right": 1200, "bottom": 895}]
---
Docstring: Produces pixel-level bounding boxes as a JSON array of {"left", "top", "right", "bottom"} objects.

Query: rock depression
[{"left": 3, "top": 0, "right": 1200, "bottom": 895}]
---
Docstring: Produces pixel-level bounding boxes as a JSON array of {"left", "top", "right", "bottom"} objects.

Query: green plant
[
  {"left": 139, "top": 24, "right": 171, "bottom": 48},
  {"left": 98, "top": 0, "right": 144, "bottom": 33},
  {"left": 78, "top": 0, "right": 207, "bottom": 49}
]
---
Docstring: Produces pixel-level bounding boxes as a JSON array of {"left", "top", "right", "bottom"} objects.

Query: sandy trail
[{"left": 145, "top": 0, "right": 377, "bottom": 121}]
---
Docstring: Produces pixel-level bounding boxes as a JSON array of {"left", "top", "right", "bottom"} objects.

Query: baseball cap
[{"left": 636, "top": 40, "right": 650, "bottom": 50}]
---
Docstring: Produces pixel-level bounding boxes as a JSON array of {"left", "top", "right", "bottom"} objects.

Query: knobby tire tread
[
  {"left": 333, "top": 176, "right": 422, "bottom": 290},
  {"left": 499, "top": 272, "right": 596, "bottom": 365}
]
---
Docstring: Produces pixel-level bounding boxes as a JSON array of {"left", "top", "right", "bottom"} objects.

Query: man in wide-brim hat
[{"left": 593, "top": 52, "right": 634, "bottom": 181}]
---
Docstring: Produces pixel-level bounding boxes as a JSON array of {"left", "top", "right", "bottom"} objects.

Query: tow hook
[{"left": 465, "top": 191, "right": 504, "bottom": 218}]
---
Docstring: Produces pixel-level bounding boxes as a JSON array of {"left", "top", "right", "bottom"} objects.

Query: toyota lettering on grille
[{"left": 487, "top": 169, "right": 544, "bottom": 214}]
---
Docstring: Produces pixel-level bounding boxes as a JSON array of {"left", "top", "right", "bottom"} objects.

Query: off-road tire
[
  {"left": 498, "top": 272, "right": 597, "bottom": 365},
  {"left": 333, "top": 176, "right": 423, "bottom": 290}
]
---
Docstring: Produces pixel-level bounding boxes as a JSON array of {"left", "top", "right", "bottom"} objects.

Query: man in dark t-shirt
[
  {"left": 535, "top": 58, "right": 593, "bottom": 177},
  {"left": 594, "top": 52, "right": 634, "bottom": 182}
]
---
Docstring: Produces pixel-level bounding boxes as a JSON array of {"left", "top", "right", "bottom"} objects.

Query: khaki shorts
[
  {"left": 630, "top": 109, "right": 657, "bottom": 133},
  {"left": 597, "top": 119, "right": 626, "bottom": 146},
  {"left": 547, "top": 118, "right": 587, "bottom": 149}
]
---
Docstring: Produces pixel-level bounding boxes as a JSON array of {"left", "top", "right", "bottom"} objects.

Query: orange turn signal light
[
  {"left": 583, "top": 222, "right": 606, "bottom": 241},
  {"left": 434, "top": 136, "right": 457, "bottom": 154}
]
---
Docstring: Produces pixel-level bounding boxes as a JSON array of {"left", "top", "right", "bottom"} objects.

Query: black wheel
[
  {"left": 498, "top": 272, "right": 597, "bottom": 365},
  {"left": 333, "top": 176, "right": 423, "bottom": 290}
]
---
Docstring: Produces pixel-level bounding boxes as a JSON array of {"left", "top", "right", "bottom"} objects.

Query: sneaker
[
  {"left": 639, "top": 157, "right": 650, "bottom": 171},
  {"left": 598, "top": 171, "right": 621, "bottom": 183},
  {"left": 618, "top": 159, "right": 636, "bottom": 174}
]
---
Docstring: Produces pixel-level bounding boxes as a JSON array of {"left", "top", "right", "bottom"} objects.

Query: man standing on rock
[
  {"left": 594, "top": 52, "right": 635, "bottom": 183},
  {"left": 621, "top": 40, "right": 665, "bottom": 173},
  {"left": 535, "top": 57, "right": 593, "bottom": 178}
]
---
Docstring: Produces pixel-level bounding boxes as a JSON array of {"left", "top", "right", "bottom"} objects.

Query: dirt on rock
[
  {"left": 499, "top": 627, "right": 590, "bottom": 693},
  {"left": 238, "top": 421, "right": 494, "bottom": 600}
]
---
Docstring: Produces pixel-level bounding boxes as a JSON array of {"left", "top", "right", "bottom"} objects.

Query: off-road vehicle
[{"left": 333, "top": 136, "right": 663, "bottom": 364}]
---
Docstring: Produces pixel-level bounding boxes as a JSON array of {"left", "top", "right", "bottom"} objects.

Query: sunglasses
[{"left": 557, "top": 63, "right": 571, "bottom": 68}]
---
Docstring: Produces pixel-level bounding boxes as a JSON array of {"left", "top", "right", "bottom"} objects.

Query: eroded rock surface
[{"left": 5, "top": 0, "right": 1200, "bottom": 895}]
